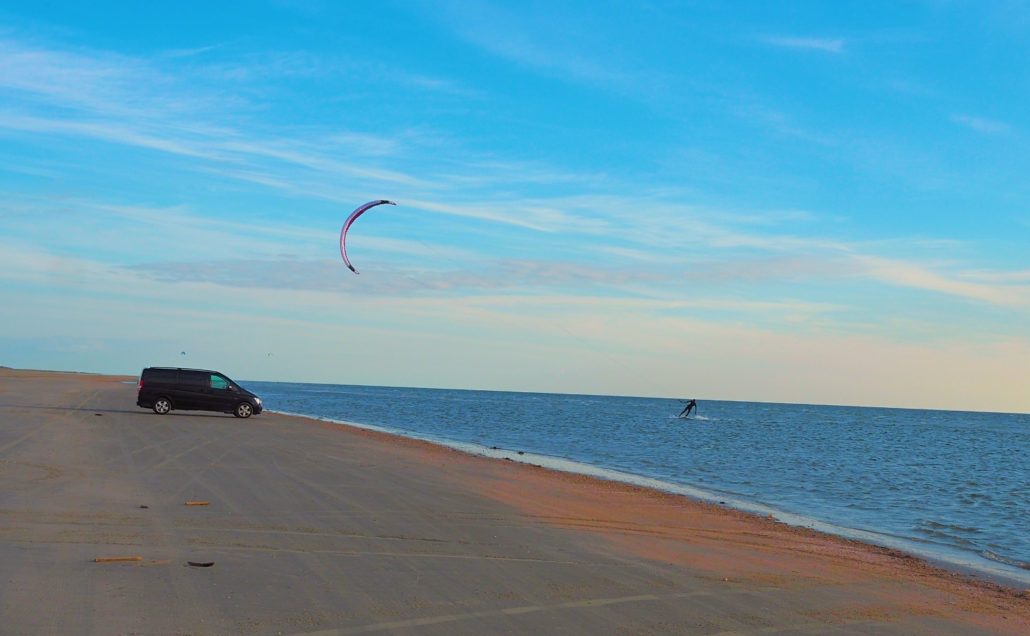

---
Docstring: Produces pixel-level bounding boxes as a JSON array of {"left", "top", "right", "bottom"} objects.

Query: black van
[{"left": 136, "top": 367, "right": 263, "bottom": 418}]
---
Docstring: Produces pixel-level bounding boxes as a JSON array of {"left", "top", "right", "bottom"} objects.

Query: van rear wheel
[
  {"left": 153, "top": 398, "right": 172, "bottom": 415},
  {"left": 234, "top": 402, "right": 254, "bottom": 418}
]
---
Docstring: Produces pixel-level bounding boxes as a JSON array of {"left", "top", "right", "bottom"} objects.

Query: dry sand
[{"left": 0, "top": 368, "right": 1027, "bottom": 635}]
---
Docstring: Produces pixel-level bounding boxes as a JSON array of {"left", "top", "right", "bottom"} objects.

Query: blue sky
[{"left": 1, "top": 1, "right": 1028, "bottom": 412}]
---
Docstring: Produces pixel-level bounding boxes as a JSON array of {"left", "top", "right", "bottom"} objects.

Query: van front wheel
[
  {"left": 234, "top": 402, "right": 254, "bottom": 419},
  {"left": 153, "top": 398, "right": 172, "bottom": 415}
]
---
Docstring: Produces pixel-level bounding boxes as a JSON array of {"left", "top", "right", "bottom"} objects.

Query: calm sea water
[{"left": 246, "top": 381, "right": 1030, "bottom": 586}]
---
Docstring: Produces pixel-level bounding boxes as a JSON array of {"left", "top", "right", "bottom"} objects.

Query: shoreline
[
  {"left": 2, "top": 368, "right": 1028, "bottom": 634},
  {"left": 277, "top": 408, "right": 1029, "bottom": 593},
  {"left": 271, "top": 406, "right": 1030, "bottom": 591},
  {"left": 4, "top": 367, "right": 1026, "bottom": 587},
  {"left": 281, "top": 405, "right": 1030, "bottom": 631}
]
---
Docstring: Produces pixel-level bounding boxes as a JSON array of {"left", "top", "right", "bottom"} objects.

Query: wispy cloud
[
  {"left": 158, "top": 43, "right": 227, "bottom": 60},
  {"left": 950, "top": 114, "right": 1010, "bottom": 134},
  {"left": 0, "top": 195, "right": 327, "bottom": 264},
  {"left": 122, "top": 257, "right": 664, "bottom": 295},
  {"left": 113, "top": 239, "right": 1030, "bottom": 315},
  {"left": 854, "top": 255, "right": 1030, "bottom": 308},
  {"left": 0, "top": 33, "right": 839, "bottom": 249},
  {"left": 762, "top": 36, "right": 845, "bottom": 53},
  {"left": 0, "top": 37, "right": 232, "bottom": 118},
  {"left": 465, "top": 28, "right": 627, "bottom": 86},
  {"left": 0, "top": 36, "right": 468, "bottom": 179},
  {"left": 4, "top": 30, "right": 1029, "bottom": 318},
  {"left": 960, "top": 269, "right": 1030, "bottom": 284},
  {"left": 436, "top": 1, "right": 666, "bottom": 95}
]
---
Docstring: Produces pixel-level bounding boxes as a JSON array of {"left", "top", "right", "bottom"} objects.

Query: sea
[{"left": 245, "top": 381, "right": 1030, "bottom": 587}]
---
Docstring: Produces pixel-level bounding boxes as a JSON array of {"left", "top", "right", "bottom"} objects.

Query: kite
[{"left": 339, "top": 199, "right": 396, "bottom": 274}]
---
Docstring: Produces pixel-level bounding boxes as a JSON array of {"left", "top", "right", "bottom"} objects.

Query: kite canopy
[{"left": 339, "top": 199, "right": 396, "bottom": 274}]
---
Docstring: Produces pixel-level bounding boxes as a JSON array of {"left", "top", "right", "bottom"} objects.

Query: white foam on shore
[{"left": 272, "top": 409, "right": 1030, "bottom": 588}]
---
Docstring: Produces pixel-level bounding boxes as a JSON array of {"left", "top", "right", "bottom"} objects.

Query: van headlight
[{"left": 254, "top": 398, "right": 262, "bottom": 404}]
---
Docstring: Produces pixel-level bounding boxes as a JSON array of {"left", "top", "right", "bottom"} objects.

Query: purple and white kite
[{"left": 339, "top": 199, "right": 396, "bottom": 274}]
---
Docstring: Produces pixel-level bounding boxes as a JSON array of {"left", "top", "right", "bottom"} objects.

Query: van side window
[
  {"left": 147, "top": 369, "right": 177, "bottom": 383},
  {"left": 209, "top": 375, "right": 230, "bottom": 390},
  {"left": 180, "top": 371, "right": 207, "bottom": 387}
]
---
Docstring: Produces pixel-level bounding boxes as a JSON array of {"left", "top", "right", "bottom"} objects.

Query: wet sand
[{"left": 1, "top": 368, "right": 1027, "bottom": 635}]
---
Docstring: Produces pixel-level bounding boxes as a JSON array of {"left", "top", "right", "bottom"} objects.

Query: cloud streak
[
  {"left": 762, "top": 36, "right": 845, "bottom": 53},
  {"left": 113, "top": 245, "right": 1030, "bottom": 315},
  {"left": 950, "top": 114, "right": 1010, "bottom": 134},
  {"left": 853, "top": 255, "right": 1030, "bottom": 308},
  {"left": 436, "top": 1, "right": 669, "bottom": 96}
]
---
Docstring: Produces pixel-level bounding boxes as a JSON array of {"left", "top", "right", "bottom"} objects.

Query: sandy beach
[{"left": 0, "top": 369, "right": 1027, "bottom": 635}]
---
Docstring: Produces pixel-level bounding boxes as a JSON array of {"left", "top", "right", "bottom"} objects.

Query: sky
[{"left": 1, "top": 1, "right": 1028, "bottom": 412}]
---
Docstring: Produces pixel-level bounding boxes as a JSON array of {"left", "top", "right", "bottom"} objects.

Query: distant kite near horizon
[{"left": 339, "top": 199, "right": 396, "bottom": 274}]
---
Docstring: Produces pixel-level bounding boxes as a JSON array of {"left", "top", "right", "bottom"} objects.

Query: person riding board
[{"left": 679, "top": 399, "right": 697, "bottom": 418}]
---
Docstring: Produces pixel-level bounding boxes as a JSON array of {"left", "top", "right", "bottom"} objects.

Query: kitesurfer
[{"left": 678, "top": 399, "right": 697, "bottom": 418}]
